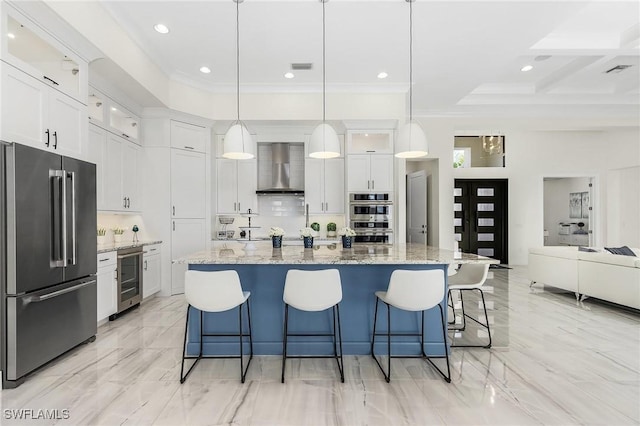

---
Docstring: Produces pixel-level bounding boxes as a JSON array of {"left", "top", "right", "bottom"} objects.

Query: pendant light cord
[
  {"left": 409, "top": 0, "right": 413, "bottom": 122},
  {"left": 322, "top": 0, "right": 326, "bottom": 123},
  {"left": 236, "top": 0, "right": 240, "bottom": 122}
]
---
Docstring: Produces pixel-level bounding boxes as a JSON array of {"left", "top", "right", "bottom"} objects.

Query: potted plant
[
  {"left": 339, "top": 227, "right": 356, "bottom": 248},
  {"left": 310, "top": 222, "right": 320, "bottom": 236},
  {"left": 327, "top": 222, "right": 337, "bottom": 238},
  {"left": 269, "top": 226, "right": 285, "bottom": 248},
  {"left": 112, "top": 227, "right": 125, "bottom": 244},
  {"left": 97, "top": 226, "right": 107, "bottom": 245},
  {"left": 300, "top": 227, "right": 315, "bottom": 248}
]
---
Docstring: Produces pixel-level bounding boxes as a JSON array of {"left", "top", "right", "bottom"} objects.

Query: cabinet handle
[
  {"left": 173, "top": 206, "right": 175, "bottom": 216},
  {"left": 144, "top": 260, "right": 148, "bottom": 271},
  {"left": 99, "top": 258, "right": 109, "bottom": 262},
  {"left": 367, "top": 180, "right": 370, "bottom": 190},
  {"left": 123, "top": 197, "right": 127, "bottom": 208},
  {"left": 372, "top": 181, "right": 375, "bottom": 190},
  {"left": 184, "top": 146, "right": 195, "bottom": 150},
  {"left": 173, "top": 221, "right": 175, "bottom": 231},
  {"left": 325, "top": 202, "right": 328, "bottom": 211},
  {"left": 127, "top": 198, "right": 131, "bottom": 208},
  {"left": 233, "top": 202, "right": 236, "bottom": 212},
  {"left": 366, "top": 150, "right": 375, "bottom": 153},
  {"left": 122, "top": 133, "right": 129, "bottom": 139},
  {"left": 45, "top": 129, "right": 50, "bottom": 147},
  {"left": 43, "top": 75, "right": 59, "bottom": 86},
  {"left": 53, "top": 131, "right": 58, "bottom": 149},
  {"left": 150, "top": 248, "right": 157, "bottom": 252},
  {"left": 238, "top": 202, "right": 241, "bottom": 212},
  {"left": 114, "top": 269, "right": 118, "bottom": 280}
]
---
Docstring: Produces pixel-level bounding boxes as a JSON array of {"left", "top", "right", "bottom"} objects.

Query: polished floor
[{"left": 1, "top": 266, "right": 639, "bottom": 425}]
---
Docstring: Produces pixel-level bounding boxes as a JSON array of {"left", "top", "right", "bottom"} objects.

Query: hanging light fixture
[
  {"left": 395, "top": 0, "right": 428, "bottom": 159},
  {"left": 308, "top": 0, "right": 340, "bottom": 159},
  {"left": 223, "top": 0, "right": 255, "bottom": 160},
  {"left": 482, "top": 133, "right": 502, "bottom": 155}
]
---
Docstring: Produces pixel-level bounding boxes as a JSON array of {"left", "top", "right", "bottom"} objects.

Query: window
[{"left": 453, "top": 148, "right": 471, "bottom": 168}]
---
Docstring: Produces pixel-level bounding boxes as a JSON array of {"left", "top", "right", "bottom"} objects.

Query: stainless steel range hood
[{"left": 256, "top": 143, "right": 304, "bottom": 195}]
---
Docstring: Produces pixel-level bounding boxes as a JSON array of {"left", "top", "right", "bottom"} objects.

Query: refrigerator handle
[
  {"left": 50, "top": 170, "right": 66, "bottom": 267},
  {"left": 60, "top": 169, "right": 68, "bottom": 267},
  {"left": 69, "top": 171, "right": 77, "bottom": 265}
]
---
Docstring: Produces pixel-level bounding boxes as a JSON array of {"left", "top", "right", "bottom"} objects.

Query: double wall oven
[{"left": 349, "top": 193, "right": 393, "bottom": 244}]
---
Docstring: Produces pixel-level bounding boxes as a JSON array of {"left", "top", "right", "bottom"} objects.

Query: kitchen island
[{"left": 175, "top": 242, "right": 498, "bottom": 356}]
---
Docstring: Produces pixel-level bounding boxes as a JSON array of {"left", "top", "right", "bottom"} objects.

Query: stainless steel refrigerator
[{"left": 1, "top": 142, "right": 97, "bottom": 388}]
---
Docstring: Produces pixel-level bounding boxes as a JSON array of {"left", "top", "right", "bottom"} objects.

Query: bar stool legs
[
  {"left": 281, "top": 303, "right": 344, "bottom": 383},
  {"left": 371, "top": 297, "right": 451, "bottom": 383},
  {"left": 448, "top": 288, "right": 492, "bottom": 348},
  {"left": 180, "top": 299, "right": 254, "bottom": 384}
]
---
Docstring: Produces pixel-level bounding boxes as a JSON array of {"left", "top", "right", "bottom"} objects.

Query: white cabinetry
[
  {"left": 347, "top": 154, "right": 393, "bottom": 192},
  {"left": 142, "top": 244, "right": 162, "bottom": 298},
  {"left": 347, "top": 130, "right": 393, "bottom": 154},
  {"left": 171, "top": 219, "right": 207, "bottom": 294},
  {"left": 171, "top": 120, "right": 207, "bottom": 152},
  {"left": 96, "top": 251, "right": 117, "bottom": 323},
  {"left": 99, "top": 131, "right": 141, "bottom": 212},
  {"left": 88, "top": 87, "right": 140, "bottom": 145},
  {"left": 1, "top": 63, "right": 85, "bottom": 159},
  {"left": 171, "top": 149, "right": 206, "bottom": 218},
  {"left": 305, "top": 158, "right": 345, "bottom": 214},
  {"left": 216, "top": 159, "right": 257, "bottom": 214}
]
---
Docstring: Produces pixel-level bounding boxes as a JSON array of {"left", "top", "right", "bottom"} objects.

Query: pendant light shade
[
  {"left": 309, "top": 0, "right": 340, "bottom": 159},
  {"left": 309, "top": 123, "right": 340, "bottom": 159},
  {"left": 395, "top": 0, "right": 428, "bottom": 159},
  {"left": 223, "top": 122, "right": 255, "bottom": 160},
  {"left": 223, "top": 0, "right": 254, "bottom": 160},
  {"left": 396, "top": 121, "right": 428, "bottom": 158}
]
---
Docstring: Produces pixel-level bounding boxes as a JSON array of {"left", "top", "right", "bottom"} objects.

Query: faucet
[{"left": 305, "top": 204, "right": 309, "bottom": 228}]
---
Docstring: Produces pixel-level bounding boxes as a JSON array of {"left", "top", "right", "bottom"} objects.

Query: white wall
[{"left": 606, "top": 165, "right": 640, "bottom": 248}]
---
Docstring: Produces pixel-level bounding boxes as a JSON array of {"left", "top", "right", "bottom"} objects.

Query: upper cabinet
[
  {"left": 305, "top": 158, "right": 345, "bottom": 214},
  {"left": 1, "top": 8, "right": 87, "bottom": 103},
  {"left": 347, "top": 154, "right": 394, "bottom": 192},
  {"left": 171, "top": 120, "right": 207, "bottom": 153},
  {"left": 88, "top": 87, "right": 141, "bottom": 145},
  {"left": 347, "top": 130, "right": 394, "bottom": 154},
  {"left": 1, "top": 63, "right": 85, "bottom": 159}
]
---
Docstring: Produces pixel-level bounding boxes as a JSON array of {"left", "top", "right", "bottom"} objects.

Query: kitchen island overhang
[{"left": 175, "top": 243, "right": 498, "bottom": 356}]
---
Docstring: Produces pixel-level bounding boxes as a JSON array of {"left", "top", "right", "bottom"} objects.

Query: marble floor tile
[{"left": 1, "top": 266, "right": 639, "bottom": 425}]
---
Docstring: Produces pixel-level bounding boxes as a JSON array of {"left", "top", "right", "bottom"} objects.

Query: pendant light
[
  {"left": 309, "top": 0, "right": 340, "bottom": 159},
  {"left": 223, "top": 0, "right": 255, "bottom": 160},
  {"left": 395, "top": 0, "right": 428, "bottom": 159}
]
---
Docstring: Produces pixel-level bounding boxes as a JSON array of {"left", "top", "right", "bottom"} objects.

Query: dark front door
[{"left": 454, "top": 179, "right": 508, "bottom": 264}]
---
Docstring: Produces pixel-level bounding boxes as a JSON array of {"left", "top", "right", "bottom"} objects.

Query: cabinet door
[
  {"left": 305, "top": 159, "right": 325, "bottom": 214},
  {"left": 370, "top": 155, "right": 394, "bottom": 192},
  {"left": 236, "top": 159, "right": 257, "bottom": 213},
  {"left": 87, "top": 125, "right": 106, "bottom": 210},
  {"left": 143, "top": 251, "right": 161, "bottom": 299},
  {"left": 48, "top": 90, "right": 85, "bottom": 159},
  {"left": 172, "top": 219, "right": 206, "bottom": 295},
  {"left": 170, "top": 120, "right": 208, "bottom": 152},
  {"left": 122, "top": 142, "right": 141, "bottom": 211},
  {"left": 324, "top": 158, "right": 345, "bottom": 214},
  {"left": 347, "top": 155, "right": 371, "bottom": 192},
  {"left": 1, "top": 64, "right": 47, "bottom": 148},
  {"left": 104, "top": 134, "right": 124, "bottom": 210},
  {"left": 96, "top": 266, "right": 117, "bottom": 322},
  {"left": 171, "top": 149, "right": 206, "bottom": 218},
  {"left": 216, "top": 159, "right": 238, "bottom": 214}
]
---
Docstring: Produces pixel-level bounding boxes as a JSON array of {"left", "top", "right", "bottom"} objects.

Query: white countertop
[
  {"left": 97, "top": 240, "right": 163, "bottom": 254},
  {"left": 175, "top": 241, "right": 498, "bottom": 265}
]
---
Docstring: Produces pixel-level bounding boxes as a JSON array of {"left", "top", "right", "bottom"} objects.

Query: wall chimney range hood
[{"left": 256, "top": 143, "right": 304, "bottom": 195}]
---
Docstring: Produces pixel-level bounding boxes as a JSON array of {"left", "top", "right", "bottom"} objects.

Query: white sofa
[{"left": 528, "top": 246, "right": 640, "bottom": 310}]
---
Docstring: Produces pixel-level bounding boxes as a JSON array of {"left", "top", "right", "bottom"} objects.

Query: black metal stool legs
[
  {"left": 180, "top": 306, "right": 203, "bottom": 384},
  {"left": 449, "top": 288, "right": 492, "bottom": 348},
  {"left": 239, "top": 299, "right": 254, "bottom": 383}
]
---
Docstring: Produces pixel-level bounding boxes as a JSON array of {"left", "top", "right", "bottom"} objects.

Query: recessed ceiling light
[
  {"left": 111, "top": 107, "right": 117, "bottom": 112},
  {"left": 284, "top": 72, "right": 295, "bottom": 79},
  {"left": 521, "top": 65, "right": 533, "bottom": 72},
  {"left": 154, "top": 24, "right": 169, "bottom": 34},
  {"left": 7, "top": 33, "right": 15, "bottom": 39},
  {"left": 200, "top": 66, "right": 211, "bottom": 74},
  {"left": 377, "top": 72, "right": 388, "bottom": 79}
]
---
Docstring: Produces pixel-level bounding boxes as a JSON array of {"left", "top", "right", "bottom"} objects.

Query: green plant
[
  {"left": 310, "top": 222, "right": 320, "bottom": 232},
  {"left": 97, "top": 227, "right": 106, "bottom": 236},
  {"left": 327, "top": 222, "right": 337, "bottom": 232}
]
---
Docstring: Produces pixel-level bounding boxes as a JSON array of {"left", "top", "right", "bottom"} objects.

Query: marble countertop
[
  {"left": 97, "top": 240, "right": 163, "bottom": 254},
  {"left": 174, "top": 241, "right": 498, "bottom": 265}
]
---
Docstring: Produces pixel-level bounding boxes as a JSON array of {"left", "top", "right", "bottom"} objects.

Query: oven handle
[{"left": 22, "top": 280, "right": 96, "bottom": 305}]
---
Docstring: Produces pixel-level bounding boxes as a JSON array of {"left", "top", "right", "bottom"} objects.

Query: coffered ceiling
[{"left": 98, "top": 0, "right": 639, "bottom": 118}]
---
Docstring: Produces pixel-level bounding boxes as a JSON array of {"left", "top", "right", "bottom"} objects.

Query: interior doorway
[
  {"left": 543, "top": 177, "right": 594, "bottom": 247},
  {"left": 454, "top": 179, "right": 508, "bottom": 264}
]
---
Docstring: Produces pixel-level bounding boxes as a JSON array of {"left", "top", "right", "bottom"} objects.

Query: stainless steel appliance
[
  {"left": 1, "top": 143, "right": 97, "bottom": 388},
  {"left": 112, "top": 246, "right": 143, "bottom": 319},
  {"left": 349, "top": 193, "right": 393, "bottom": 244}
]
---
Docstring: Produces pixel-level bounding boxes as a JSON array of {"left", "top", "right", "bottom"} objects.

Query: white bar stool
[
  {"left": 447, "top": 263, "right": 491, "bottom": 348},
  {"left": 180, "top": 270, "right": 253, "bottom": 383},
  {"left": 281, "top": 269, "right": 344, "bottom": 383},
  {"left": 371, "top": 269, "right": 451, "bottom": 383}
]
